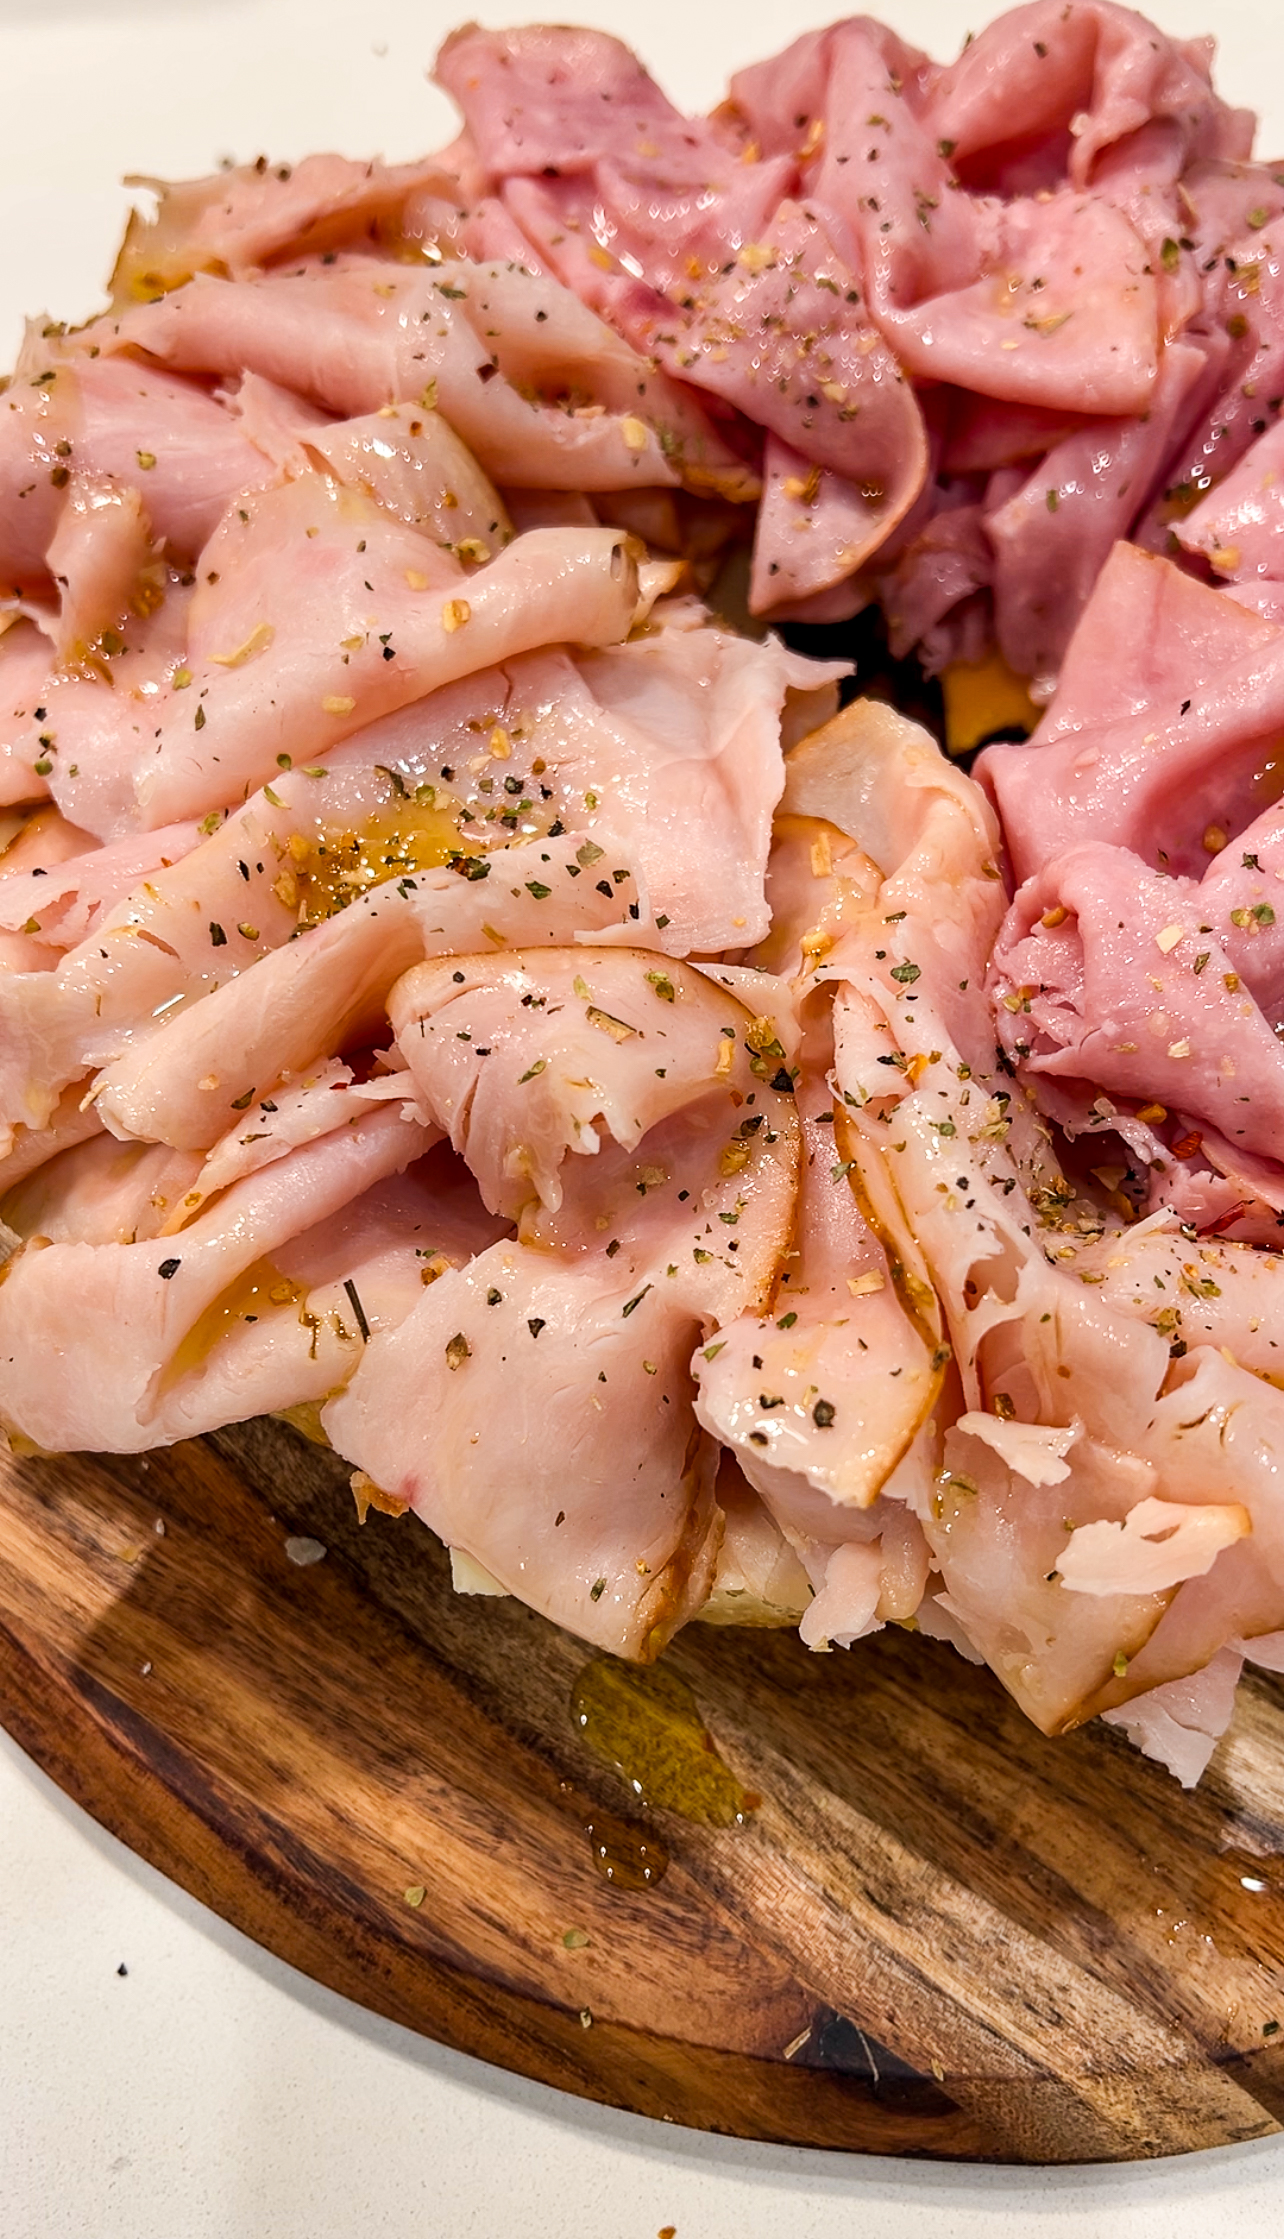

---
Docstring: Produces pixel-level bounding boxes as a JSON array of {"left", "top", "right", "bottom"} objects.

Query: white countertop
[{"left": 5, "top": 2, "right": 1284, "bottom": 2230}]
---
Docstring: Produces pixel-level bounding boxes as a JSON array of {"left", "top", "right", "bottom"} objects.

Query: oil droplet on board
[
  {"left": 585, "top": 1806, "right": 669, "bottom": 1891},
  {"left": 570, "top": 1655, "right": 753, "bottom": 1829}
]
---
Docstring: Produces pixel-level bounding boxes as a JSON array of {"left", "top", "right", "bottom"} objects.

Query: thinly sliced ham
[
  {"left": 695, "top": 1091, "right": 942, "bottom": 1516},
  {"left": 751, "top": 437, "right": 907, "bottom": 615},
  {"left": 426, "top": 6, "right": 1270, "bottom": 674},
  {"left": 83, "top": 257, "right": 755, "bottom": 502},
  {"left": 441, "top": 24, "right": 792, "bottom": 320},
  {"left": 162, "top": 1061, "right": 434, "bottom": 1231},
  {"left": 111, "top": 153, "right": 471, "bottom": 297},
  {"left": 1101, "top": 1648, "right": 1246, "bottom": 1788},
  {"left": 20, "top": 606, "right": 835, "bottom": 1156},
  {"left": 389, "top": 947, "right": 790, "bottom": 1219},
  {"left": 619, "top": 199, "right": 927, "bottom": 585},
  {"left": 698, "top": 1453, "right": 812, "bottom": 1628},
  {"left": 569, "top": 624, "right": 846, "bottom": 953},
  {"left": 979, "top": 542, "right": 1284, "bottom": 884},
  {"left": 1058, "top": 1496, "right": 1251, "bottom": 1597},
  {"left": 987, "top": 339, "right": 1208, "bottom": 685},
  {"left": 301, "top": 399, "right": 512, "bottom": 555},
  {"left": 923, "top": 2, "right": 1251, "bottom": 192},
  {"left": 773, "top": 693, "right": 1284, "bottom": 1735},
  {"left": 1, "top": 1129, "right": 200, "bottom": 1248},
  {"left": 36, "top": 474, "right": 641, "bottom": 835},
  {"left": 0, "top": 1101, "right": 435, "bottom": 1451},
  {"left": 0, "top": 621, "right": 56, "bottom": 810},
  {"left": 872, "top": 188, "right": 1160, "bottom": 417},
  {"left": 44, "top": 473, "right": 158, "bottom": 667},
  {"left": 989, "top": 840, "right": 1284, "bottom": 1162},
  {"left": 439, "top": 27, "right": 929, "bottom": 612},
  {"left": 93, "top": 829, "right": 645, "bottom": 1151},
  {"left": 0, "top": 817, "right": 199, "bottom": 954},
  {"left": 1177, "top": 412, "right": 1284, "bottom": 586},
  {"left": 435, "top": 22, "right": 695, "bottom": 178},
  {"left": 323, "top": 961, "right": 799, "bottom": 1657},
  {"left": 326, "top": 1232, "right": 726, "bottom": 1659},
  {"left": 0, "top": 353, "right": 280, "bottom": 591},
  {"left": 0, "top": 743, "right": 462, "bottom": 1143},
  {"left": 695, "top": 811, "right": 944, "bottom": 1544}
]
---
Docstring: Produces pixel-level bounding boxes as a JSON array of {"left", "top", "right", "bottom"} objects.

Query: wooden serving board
[{"left": 3, "top": 1419, "right": 1284, "bottom": 2165}]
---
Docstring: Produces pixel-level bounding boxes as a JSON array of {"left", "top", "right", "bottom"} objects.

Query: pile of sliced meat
[
  {"left": 429, "top": 0, "right": 1284, "bottom": 696},
  {"left": 3, "top": 5, "right": 1284, "bottom": 1788}
]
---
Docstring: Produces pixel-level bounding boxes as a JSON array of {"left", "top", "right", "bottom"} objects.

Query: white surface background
[{"left": 4, "top": 2, "right": 1284, "bottom": 2232}]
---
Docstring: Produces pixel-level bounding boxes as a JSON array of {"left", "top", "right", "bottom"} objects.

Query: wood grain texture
[{"left": 2, "top": 1418, "right": 1283, "bottom": 2164}]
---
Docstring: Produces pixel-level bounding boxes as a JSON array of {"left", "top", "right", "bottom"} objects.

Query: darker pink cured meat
[{"left": 438, "top": 4, "right": 1268, "bottom": 662}]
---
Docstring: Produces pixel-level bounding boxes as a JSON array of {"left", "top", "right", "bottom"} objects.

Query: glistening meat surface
[{"left": 6, "top": 4, "right": 1284, "bottom": 1786}]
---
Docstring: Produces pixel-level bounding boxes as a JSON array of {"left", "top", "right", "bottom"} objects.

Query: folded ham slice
[
  {"left": 111, "top": 152, "right": 474, "bottom": 294},
  {"left": 766, "top": 694, "right": 1284, "bottom": 1745},
  {"left": 979, "top": 541, "right": 1284, "bottom": 884},
  {"left": 80, "top": 255, "right": 755, "bottom": 502},
  {"left": 988, "top": 840, "right": 1284, "bottom": 1163},
  {"left": 323, "top": 951, "right": 799, "bottom": 1657},
  {"left": 0, "top": 1100, "right": 436, "bottom": 1450},
  {"left": 92, "top": 830, "right": 645, "bottom": 1152}
]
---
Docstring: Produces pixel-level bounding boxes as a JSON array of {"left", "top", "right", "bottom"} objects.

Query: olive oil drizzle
[{"left": 570, "top": 1654, "right": 753, "bottom": 1837}]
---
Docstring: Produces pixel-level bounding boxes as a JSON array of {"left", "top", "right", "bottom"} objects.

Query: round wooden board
[{"left": 2, "top": 1416, "right": 1283, "bottom": 2165}]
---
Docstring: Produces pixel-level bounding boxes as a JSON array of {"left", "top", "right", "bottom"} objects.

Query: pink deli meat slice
[
  {"left": 323, "top": 961, "right": 798, "bottom": 1660},
  {"left": 0, "top": 622, "right": 58, "bottom": 809},
  {"left": 328, "top": 1229, "right": 726, "bottom": 1659},
  {"left": 773, "top": 696, "right": 1284, "bottom": 1735},
  {"left": 435, "top": 22, "right": 695, "bottom": 178},
  {"left": 695, "top": 801, "right": 941, "bottom": 1563},
  {"left": 439, "top": 22, "right": 793, "bottom": 308},
  {"left": 750, "top": 435, "right": 905, "bottom": 615},
  {"left": 568, "top": 625, "right": 845, "bottom": 954},
  {"left": 978, "top": 543, "right": 1284, "bottom": 885},
  {"left": 91, "top": 831, "right": 645, "bottom": 1151},
  {"left": 868, "top": 188, "right": 1160, "bottom": 415},
  {"left": 504, "top": 188, "right": 927, "bottom": 587},
  {"left": 1176, "top": 413, "right": 1284, "bottom": 585},
  {"left": 694, "top": 1087, "right": 941, "bottom": 1528},
  {"left": 0, "top": 818, "right": 199, "bottom": 959},
  {"left": 84, "top": 258, "right": 753, "bottom": 501},
  {"left": 439, "top": 28, "right": 924, "bottom": 606},
  {"left": 0, "top": 1100, "right": 434, "bottom": 1451},
  {"left": 987, "top": 339, "right": 1208, "bottom": 686},
  {"left": 4, "top": 604, "right": 833, "bottom": 1151},
  {"left": 803, "top": 20, "right": 1160, "bottom": 414},
  {"left": 0, "top": 745, "right": 473, "bottom": 1142},
  {"left": 163, "top": 1061, "right": 433, "bottom": 1227},
  {"left": 0, "top": 353, "right": 282, "bottom": 590},
  {"left": 34, "top": 475, "right": 640, "bottom": 836},
  {"left": 1100, "top": 1648, "right": 1246, "bottom": 1788},
  {"left": 924, "top": 1, "right": 1251, "bottom": 193},
  {"left": 298, "top": 398, "right": 512, "bottom": 554},
  {"left": 988, "top": 840, "right": 1284, "bottom": 1162},
  {"left": 388, "top": 947, "right": 785, "bottom": 1219},
  {"left": 1131, "top": 166, "right": 1284, "bottom": 536},
  {"left": 43, "top": 473, "right": 157, "bottom": 667},
  {"left": 112, "top": 152, "right": 472, "bottom": 292}
]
